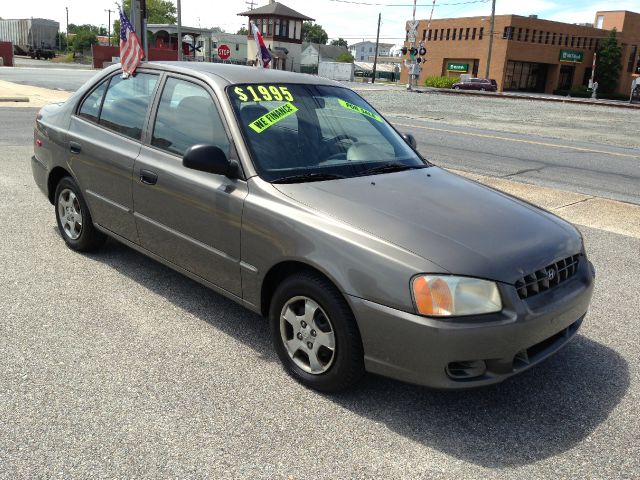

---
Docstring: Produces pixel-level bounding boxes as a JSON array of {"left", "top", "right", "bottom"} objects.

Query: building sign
[
  {"left": 560, "top": 50, "right": 584, "bottom": 63},
  {"left": 447, "top": 62, "right": 469, "bottom": 72}
]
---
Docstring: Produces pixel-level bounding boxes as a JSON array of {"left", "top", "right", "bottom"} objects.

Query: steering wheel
[
  {"left": 323, "top": 134, "right": 358, "bottom": 145},
  {"left": 319, "top": 134, "right": 358, "bottom": 161}
]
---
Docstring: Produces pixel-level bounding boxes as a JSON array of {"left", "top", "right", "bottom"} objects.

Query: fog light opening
[{"left": 446, "top": 360, "right": 487, "bottom": 380}]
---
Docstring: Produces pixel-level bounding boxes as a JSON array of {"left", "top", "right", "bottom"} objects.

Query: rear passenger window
[
  {"left": 78, "top": 80, "right": 108, "bottom": 122},
  {"left": 151, "top": 77, "right": 230, "bottom": 157},
  {"left": 99, "top": 73, "right": 158, "bottom": 140}
]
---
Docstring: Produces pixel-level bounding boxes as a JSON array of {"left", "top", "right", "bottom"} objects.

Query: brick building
[{"left": 401, "top": 10, "right": 640, "bottom": 95}]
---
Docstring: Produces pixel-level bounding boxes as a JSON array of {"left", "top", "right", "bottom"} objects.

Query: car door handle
[
  {"left": 69, "top": 141, "right": 82, "bottom": 154},
  {"left": 140, "top": 169, "right": 158, "bottom": 185}
]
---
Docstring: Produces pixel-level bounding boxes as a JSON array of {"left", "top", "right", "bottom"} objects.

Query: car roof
[{"left": 139, "top": 61, "right": 342, "bottom": 88}]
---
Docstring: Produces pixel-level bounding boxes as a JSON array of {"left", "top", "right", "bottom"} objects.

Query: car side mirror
[
  {"left": 402, "top": 133, "right": 417, "bottom": 149},
  {"left": 183, "top": 144, "right": 239, "bottom": 178}
]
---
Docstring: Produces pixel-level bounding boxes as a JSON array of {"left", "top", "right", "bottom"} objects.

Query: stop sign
[{"left": 217, "top": 44, "right": 231, "bottom": 60}]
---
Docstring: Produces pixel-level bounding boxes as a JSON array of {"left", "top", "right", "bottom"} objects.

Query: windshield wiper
[
  {"left": 272, "top": 172, "right": 347, "bottom": 184},
  {"left": 359, "top": 163, "right": 428, "bottom": 176}
]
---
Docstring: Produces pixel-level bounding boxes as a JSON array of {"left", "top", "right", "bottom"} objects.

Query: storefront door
[{"left": 559, "top": 65, "right": 575, "bottom": 90}]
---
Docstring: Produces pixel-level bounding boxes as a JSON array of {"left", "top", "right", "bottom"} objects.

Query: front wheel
[
  {"left": 269, "top": 272, "right": 364, "bottom": 392},
  {"left": 54, "top": 177, "right": 106, "bottom": 252}
]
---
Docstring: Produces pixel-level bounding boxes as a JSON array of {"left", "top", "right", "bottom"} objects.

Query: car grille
[{"left": 515, "top": 254, "right": 580, "bottom": 299}]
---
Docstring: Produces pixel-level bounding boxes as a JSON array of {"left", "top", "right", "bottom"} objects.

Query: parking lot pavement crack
[
  {"left": 501, "top": 166, "right": 546, "bottom": 178},
  {"left": 553, "top": 196, "right": 596, "bottom": 210}
]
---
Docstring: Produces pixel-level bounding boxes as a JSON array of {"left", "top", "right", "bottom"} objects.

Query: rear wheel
[
  {"left": 54, "top": 177, "right": 106, "bottom": 252},
  {"left": 269, "top": 271, "right": 364, "bottom": 392},
  {"left": 454, "top": 86, "right": 460, "bottom": 90}
]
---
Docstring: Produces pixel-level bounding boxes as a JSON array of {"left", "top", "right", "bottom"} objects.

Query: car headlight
[{"left": 411, "top": 275, "right": 502, "bottom": 317}]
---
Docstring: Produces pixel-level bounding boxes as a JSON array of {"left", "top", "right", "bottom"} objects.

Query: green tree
[
  {"left": 302, "top": 22, "right": 328, "bottom": 44},
  {"left": 236, "top": 26, "right": 249, "bottom": 35},
  {"left": 330, "top": 38, "right": 348, "bottom": 47},
  {"left": 595, "top": 28, "right": 622, "bottom": 94},
  {"left": 68, "top": 24, "right": 103, "bottom": 35},
  {"left": 335, "top": 51, "right": 354, "bottom": 63},
  {"left": 114, "top": 0, "right": 177, "bottom": 40},
  {"left": 71, "top": 29, "right": 98, "bottom": 52}
]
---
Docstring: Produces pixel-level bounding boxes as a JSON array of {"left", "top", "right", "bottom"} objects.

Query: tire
[
  {"left": 54, "top": 176, "right": 106, "bottom": 252},
  {"left": 480, "top": 87, "right": 486, "bottom": 91},
  {"left": 269, "top": 271, "right": 364, "bottom": 392},
  {"left": 454, "top": 86, "right": 460, "bottom": 90}
]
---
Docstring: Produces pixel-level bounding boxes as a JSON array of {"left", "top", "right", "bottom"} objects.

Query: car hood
[{"left": 273, "top": 167, "right": 582, "bottom": 284}]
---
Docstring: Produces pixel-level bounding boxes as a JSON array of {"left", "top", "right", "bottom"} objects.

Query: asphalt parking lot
[{"left": 1, "top": 104, "right": 639, "bottom": 479}]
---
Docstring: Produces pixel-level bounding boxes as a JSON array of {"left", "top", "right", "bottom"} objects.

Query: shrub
[
  {"left": 569, "top": 85, "right": 592, "bottom": 98},
  {"left": 424, "top": 75, "right": 459, "bottom": 88}
]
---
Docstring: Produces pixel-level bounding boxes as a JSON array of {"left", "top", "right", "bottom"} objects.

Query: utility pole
[
  {"left": 177, "top": 0, "right": 183, "bottom": 61},
  {"left": 65, "top": 7, "right": 69, "bottom": 51},
  {"left": 371, "top": 13, "right": 381, "bottom": 84},
  {"left": 105, "top": 9, "right": 114, "bottom": 46},
  {"left": 484, "top": 0, "right": 496, "bottom": 79}
]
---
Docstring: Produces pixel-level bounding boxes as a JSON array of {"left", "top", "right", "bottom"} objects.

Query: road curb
[
  {"left": 412, "top": 87, "right": 640, "bottom": 110},
  {"left": 0, "top": 96, "right": 29, "bottom": 102}
]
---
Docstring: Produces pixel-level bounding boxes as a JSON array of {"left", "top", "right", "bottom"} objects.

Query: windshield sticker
[
  {"left": 234, "top": 85, "right": 294, "bottom": 102},
  {"left": 337, "top": 99, "right": 382, "bottom": 122},
  {"left": 248, "top": 102, "right": 298, "bottom": 133}
]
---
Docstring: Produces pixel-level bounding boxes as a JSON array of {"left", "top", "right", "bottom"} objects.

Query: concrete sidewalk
[
  {"left": 351, "top": 81, "right": 639, "bottom": 109},
  {"left": 0, "top": 79, "right": 71, "bottom": 107}
]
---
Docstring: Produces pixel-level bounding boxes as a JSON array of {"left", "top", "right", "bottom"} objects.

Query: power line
[{"left": 327, "top": 0, "right": 489, "bottom": 6}]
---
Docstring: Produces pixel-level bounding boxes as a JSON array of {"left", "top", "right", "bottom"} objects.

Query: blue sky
[{"left": 5, "top": 0, "right": 640, "bottom": 43}]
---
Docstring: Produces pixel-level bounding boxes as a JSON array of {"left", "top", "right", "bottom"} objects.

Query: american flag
[
  {"left": 119, "top": 7, "right": 144, "bottom": 78},
  {"left": 250, "top": 21, "right": 271, "bottom": 68}
]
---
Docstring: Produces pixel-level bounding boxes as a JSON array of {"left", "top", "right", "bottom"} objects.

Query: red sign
[{"left": 217, "top": 44, "right": 231, "bottom": 60}]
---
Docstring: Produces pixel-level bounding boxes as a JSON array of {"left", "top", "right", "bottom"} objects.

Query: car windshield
[{"left": 227, "top": 83, "right": 427, "bottom": 182}]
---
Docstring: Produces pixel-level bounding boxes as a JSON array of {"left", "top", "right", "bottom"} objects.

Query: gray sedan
[{"left": 31, "top": 62, "right": 595, "bottom": 392}]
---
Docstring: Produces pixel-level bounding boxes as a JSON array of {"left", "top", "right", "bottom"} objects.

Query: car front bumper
[{"left": 349, "top": 257, "right": 595, "bottom": 389}]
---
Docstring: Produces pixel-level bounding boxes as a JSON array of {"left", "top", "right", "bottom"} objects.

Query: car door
[
  {"left": 132, "top": 75, "right": 247, "bottom": 297},
  {"left": 69, "top": 71, "right": 159, "bottom": 243}
]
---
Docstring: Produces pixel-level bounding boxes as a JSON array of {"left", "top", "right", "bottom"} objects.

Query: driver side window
[{"left": 152, "top": 77, "right": 230, "bottom": 157}]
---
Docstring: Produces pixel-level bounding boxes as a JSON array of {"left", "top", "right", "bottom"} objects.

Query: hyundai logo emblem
[{"left": 547, "top": 268, "right": 556, "bottom": 281}]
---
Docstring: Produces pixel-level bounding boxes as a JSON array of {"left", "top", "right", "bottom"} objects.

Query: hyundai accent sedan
[{"left": 32, "top": 62, "right": 595, "bottom": 392}]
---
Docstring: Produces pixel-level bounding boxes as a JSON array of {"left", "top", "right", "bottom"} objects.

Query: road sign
[{"left": 218, "top": 44, "right": 231, "bottom": 60}]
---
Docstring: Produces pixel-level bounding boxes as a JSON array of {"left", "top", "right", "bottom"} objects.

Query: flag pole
[{"left": 177, "top": 0, "right": 183, "bottom": 61}]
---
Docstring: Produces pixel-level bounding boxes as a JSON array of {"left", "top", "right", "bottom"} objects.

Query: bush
[
  {"left": 569, "top": 85, "right": 592, "bottom": 98},
  {"left": 335, "top": 51, "right": 354, "bottom": 63},
  {"left": 52, "top": 52, "right": 74, "bottom": 63},
  {"left": 424, "top": 76, "right": 459, "bottom": 88}
]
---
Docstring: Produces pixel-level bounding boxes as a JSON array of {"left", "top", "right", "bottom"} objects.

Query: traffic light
[
  {"left": 401, "top": 46, "right": 408, "bottom": 55},
  {"left": 419, "top": 46, "right": 426, "bottom": 56}
]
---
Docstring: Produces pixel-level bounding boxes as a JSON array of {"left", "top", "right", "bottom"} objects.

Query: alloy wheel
[
  {"left": 57, "top": 188, "right": 83, "bottom": 240},
  {"left": 280, "top": 296, "right": 336, "bottom": 374}
]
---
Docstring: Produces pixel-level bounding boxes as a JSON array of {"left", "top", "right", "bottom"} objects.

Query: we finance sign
[{"left": 560, "top": 50, "right": 584, "bottom": 63}]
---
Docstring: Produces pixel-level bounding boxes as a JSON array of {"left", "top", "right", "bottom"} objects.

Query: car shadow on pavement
[
  {"left": 330, "top": 335, "right": 629, "bottom": 468},
  {"left": 89, "top": 237, "right": 628, "bottom": 469},
  {"left": 89, "top": 238, "right": 275, "bottom": 361}
]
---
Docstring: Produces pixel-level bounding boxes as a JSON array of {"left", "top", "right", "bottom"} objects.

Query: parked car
[
  {"left": 452, "top": 78, "right": 497, "bottom": 92},
  {"left": 32, "top": 63, "right": 594, "bottom": 392}
]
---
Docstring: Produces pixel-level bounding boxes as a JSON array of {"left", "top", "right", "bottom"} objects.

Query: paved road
[
  {"left": 390, "top": 114, "right": 640, "bottom": 205},
  {"left": 1, "top": 106, "right": 639, "bottom": 478},
  {"left": 0, "top": 64, "right": 96, "bottom": 91},
  {"left": 2, "top": 66, "right": 638, "bottom": 205}
]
